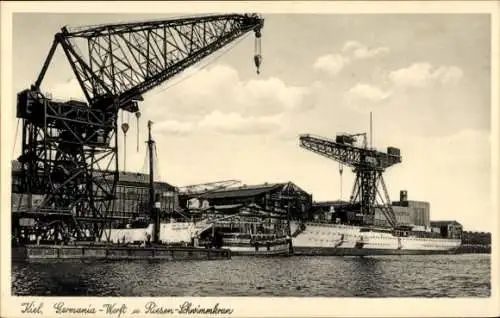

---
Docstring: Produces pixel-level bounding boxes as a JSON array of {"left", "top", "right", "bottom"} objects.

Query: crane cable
[
  {"left": 339, "top": 163, "right": 343, "bottom": 201},
  {"left": 12, "top": 119, "right": 20, "bottom": 158},
  {"left": 120, "top": 30, "right": 252, "bottom": 174},
  {"left": 121, "top": 111, "right": 126, "bottom": 171},
  {"left": 133, "top": 32, "right": 253, "bottom": 177},
  {"left": 154, "top": 143, "right": 162, "bottom": 181},
  {"left": 150, "top": 32, "right": 252, "bottom": 97},
  {"left": 141, "top": 148, "right": 148, "bottom": 174}
]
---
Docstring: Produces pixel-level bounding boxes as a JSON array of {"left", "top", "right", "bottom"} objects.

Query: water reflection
[
  {"left": 12, "top": 254, "right": 490, "bottom": 297},
  {"left": 345, "top": 257, "right": 386, "bottom": 296}
]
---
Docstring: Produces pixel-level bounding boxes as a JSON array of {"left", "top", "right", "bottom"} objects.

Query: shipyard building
[
  {"left": 383, "top": 190, "right": 431, "bottom": 228},
  {"left": 12, "top": 161, "right": 311, "bottom": 224},
  {"left": 11, "top": 161, "right": 178, "bottom": 226},
  {"left": 309, "top": 190, "right": 461, "bottom": 235},
  {"left": 179, "top": 182, "right": 313, "bottom": 219},
  {"left": 11, "top": 160, "right": 463, "bottom": 239},
  {"left": 309, "top": 191, "right": 430, "bottom": 227}
]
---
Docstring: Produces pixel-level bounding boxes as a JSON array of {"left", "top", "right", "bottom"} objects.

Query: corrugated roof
[
  {"left": 201, "top": 204, "right": 244, "bottom": 211},
  {"left": 10, "top": 160, "right": 175, "bottom": 189},
  {"left": 199, "top": 183, "right": 283, "bottom": 199},
  {"left": 430, "top": 220, "right": 462, "bottom": 226},
  {"left": 313, "top": 200, "right": 350, "bottom": 205}
]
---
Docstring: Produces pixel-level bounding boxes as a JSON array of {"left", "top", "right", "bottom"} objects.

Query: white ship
[
  {"left": 290, "top": 221, "right": 462, "bottom": 256},
  {"left": 102, "top": 211, "right": 291, "bottom": 256},
  {"left": 101, "top": 123, "right": 462, "bottom": 257},
  {"left": 102, "top": 216, "right": 461, "bottom": 256},
  {"left": 292, "top": 129, "right": 463, "bottom": 256}
]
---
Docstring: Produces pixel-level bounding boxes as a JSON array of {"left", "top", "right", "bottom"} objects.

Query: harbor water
[{"left": 12, "top": 254, "right": 490, "bottom": 297}]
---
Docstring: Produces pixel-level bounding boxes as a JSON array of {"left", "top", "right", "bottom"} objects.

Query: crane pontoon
[
  {"left": 299, "top": 130, "right": 402, "bottom": 228},
  {"left": 14, "top": 14, "right": 264, "bottom": 243}
]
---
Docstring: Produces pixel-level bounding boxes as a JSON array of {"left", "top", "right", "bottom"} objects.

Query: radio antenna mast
[{"left": 370, "top": 111, "right": 373, "bottom": 149}]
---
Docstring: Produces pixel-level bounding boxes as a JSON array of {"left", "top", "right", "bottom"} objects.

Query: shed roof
[
  {"left": 198, "top": 183, "right": 283, "bottom": 199},
  {"left": 430, "top": 220, "right": 462, "bottom": 227}
]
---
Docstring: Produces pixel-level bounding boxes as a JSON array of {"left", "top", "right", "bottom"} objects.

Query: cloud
[
  {"left": 383, "top": 129, "right": 491, "bottom": 231},
  {"left": 147, "top": 64, "right": 311, "bottom": 120},
  {"left": 342, "top": 41, "right": 390, "bottom": 59},
  {"left": 153, "top": 111, "right": 282, "bottom": 136},
  {"left": 139, "top": 64, "right": 314, "bottom": 136},
  {"left": 389, "top": 62, "right": 464, "bottom": 87},
  {"left": 47, "top": 64, "right": 313, "bottom": 137},
  {"left": 314, "top": 40, "right": 390, "bottom": 75},
  {"left": 154, "top": 120, "right": 194, "bottom": 136},
  {"left": 345, "top": 83, "right": 392, "bottom": 103},
  {"left": 198, "top": 111, "right": 281, "bottom": 135},
  {"left": 313, "top": 54, "right": 350, "bottom": 75},
  {"left": 49, "top": 78, "right": 85, "bottom": 101},
  {"left": 432, "top": 65, "right": 464, "bottom": 84}
]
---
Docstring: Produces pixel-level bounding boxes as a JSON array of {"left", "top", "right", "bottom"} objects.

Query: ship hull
[
  {"left": 225, "top": 245, "right": 291, "bottom": 257},
  {"left": 103, "top": 221, "right": 291, "bottom": 256},
  {"left": 291, "top": 222, "right": 462, "bottom": 256},
  {"left": 293, "top": 246, "right": 458, "bottom": 256}
]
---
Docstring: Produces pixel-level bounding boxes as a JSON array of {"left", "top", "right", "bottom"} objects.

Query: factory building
[
  {"left": 11, "top": 160, "right": 178, "bottom": 224},
  {"left": 309, "top": 190, "right": 432, "bottom": 228},
  {"left": 430, "top": 220, "right": 463, "bottom": 240},
  {"left": 12, "top": 160, "right": 311, "bottom": 223},
  {"left": 309, "top": 201, "right": 349, "bottom": 222},
  {"left": 111, "top": 172, "right": 178, "bottom": 220},
  {"left": 391, "top": 190, "right": 430, "bottom": 227},
  {"left": 179, "top": 182, "right": 312, "bottom": 219},
  {"left": 374, "top": 206, "right": 413, "bottom": 227}
]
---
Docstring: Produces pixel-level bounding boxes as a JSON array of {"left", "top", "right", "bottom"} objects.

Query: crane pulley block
[
  {"left": 299, "top": 132, "right": 401, "bottom": 228},
  {"left": 14, "top": 13, "right": 265, "bottom": 243}
]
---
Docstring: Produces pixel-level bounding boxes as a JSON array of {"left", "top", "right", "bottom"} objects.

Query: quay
[
  {"left": 12, "top": 244, "right": 231, "bottom": 262},
  {"left": 456, "top": 244, "right": 491, "bottom": 254}
]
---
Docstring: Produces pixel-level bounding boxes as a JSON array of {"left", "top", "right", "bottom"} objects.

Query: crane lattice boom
[
  {"left": 34, "top": 13, "right": 264, "bottom": 113},
  {"left": 299, "top": 134, "right": 401, "bottom": 170},
  {"left": 14, "top": 13, "right": 264, "bottom": 242},
  {"left": 299, "top": 133, "right": 401, "bottom": 228}
]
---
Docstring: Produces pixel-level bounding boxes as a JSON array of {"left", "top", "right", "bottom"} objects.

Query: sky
[{"left": 10, "top": 13, "right": 492, "bottom": 231}]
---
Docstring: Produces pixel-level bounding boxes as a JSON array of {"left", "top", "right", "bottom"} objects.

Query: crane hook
[
  {"left": 121, "top": 122, "right": 129, "bottom": 134},
  {"left": 254, "top": 54, "right": 262, "bottom": 75},
  {"left": 254, "top": 29, "right": 262, "bottom": 75},
  {"left": 135, "top": 111, "right": 141, "bottom": 152}
]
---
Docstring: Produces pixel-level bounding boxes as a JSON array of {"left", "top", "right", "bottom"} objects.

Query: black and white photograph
[{"left": 1, "top": 1, "right": 498, "bottom": 317}]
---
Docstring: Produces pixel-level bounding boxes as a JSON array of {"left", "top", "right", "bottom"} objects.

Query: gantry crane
[
  {"left": 14, "top": 14, "right": 264, "bottom": 243},
  {"left": 299, "top": 132, "right": 401, "bottom": 227}
]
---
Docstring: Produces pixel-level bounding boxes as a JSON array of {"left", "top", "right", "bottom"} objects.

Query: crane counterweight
[
  {"left": 299, "top": 132, "right": 401, "bottom": 228},
  {"left": 14, "top": 13, "right": 264, "bottom": 243}
]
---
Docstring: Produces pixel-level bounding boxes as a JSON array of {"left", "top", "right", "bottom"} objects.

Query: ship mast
[{"left": 147, "top": 120, "right": 159, "bottom": 243}]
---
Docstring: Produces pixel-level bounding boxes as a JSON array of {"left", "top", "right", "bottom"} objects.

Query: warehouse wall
[
  {"left": 11, "top": 168, "right": 179, "bottom": 222},
  {"left": 374, "top": 207, "right": 412, "bottom": 227},
  {"left": 407, "top": 201, "right": 430, "bottom": 227}
]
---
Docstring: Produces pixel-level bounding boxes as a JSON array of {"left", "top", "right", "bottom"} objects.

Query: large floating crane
[
  {"left": 299, "top": 129, "right": 402, "bottom": 228},
  {"left": 14, "top": 14, "right": 264, "bottom": 243}
]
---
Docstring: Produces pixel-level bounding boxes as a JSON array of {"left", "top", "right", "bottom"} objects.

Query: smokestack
[
  {"left": 370, "top": 111, "right": 373, "bottom": 149},
  {"left": 400, "top": 190, "right": 408, "bottom": 202}
]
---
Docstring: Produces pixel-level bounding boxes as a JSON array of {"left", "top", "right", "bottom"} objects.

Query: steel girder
[
  {"left": 14, "top": 13, "right": 264, "bottom": 242},
  {"left": 299, "top": 134, "right": 400, "bottom": 227},
  {"left": 52, "top": 14, "right": 264, "bottom": 110},
  {"left": 299, "top": 134, "right": 401, "bottom": 170},
  {"left": 16, "top": 90, "right": 118, "bottom": 240}
]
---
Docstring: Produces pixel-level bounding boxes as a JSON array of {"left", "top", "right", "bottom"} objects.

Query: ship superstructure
[{"left": 292, "top": 122, "right": 462, "bottom": 255}]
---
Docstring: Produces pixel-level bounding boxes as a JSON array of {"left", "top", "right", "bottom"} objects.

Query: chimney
[{"left": 400, "top": 190, "right": 408, "bottom": 202}]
